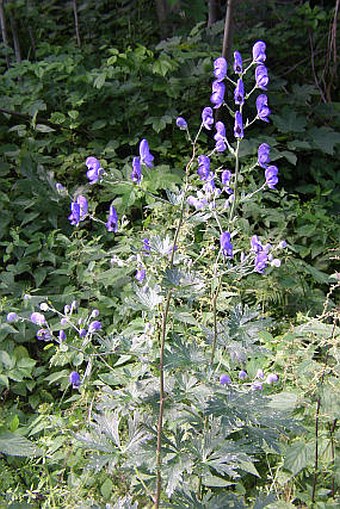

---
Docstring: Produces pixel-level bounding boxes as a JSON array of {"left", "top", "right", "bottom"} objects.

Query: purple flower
[
  {"left": 68, "top": 202, "right": 80, "bottom": 226},
  {"left": 220, "top": 374, "right": 231, "bottom": 385},
  {"left": 36, "top": 329, "right": 51, "bottom": 341},
  {"left": 187, "top": 195, "right": 207, "bottom": 210},
  {"left": 265, "top": 165, "right": 279, "bottom": 189},
  {"left": 266, "top": 373, "right": 279, "bottom": 384},
  {"left": 197, "top": 155, "right": 211, "bottom": 181},
  {"left": 239, "top": 370, "right": 247, "bottom": 380},
  {"left": 251, "top": 382, "right": 263, "bottom": 391},
  {"left": 210, "top": 80, "right": 225, "bottom": 109},
  {"left": 258, "top": 143, "right": 271, "bottom": 168},
  {"left": 252, "top": 41, "right": 266, "bottom": 63},
  {"left": 56, "top": 183, "right": 66, "bottom": 194},
  {"left": 91, "top": 309, "right": 100, "bottom": 318},
  {"left": 88, "top": 320, "right": 102, "bottom": 333},
  {"left": 106, "top": 205, "right": 118, "bottom": 233},
  {"left": 7, "top": 312, "right": 18, "bottom": 322},
  {"left": 131, "top": 156, "right": 142, "bottom": 184},
  {"left": 233, "top": 51, "right": 243, "bottom": 74},
  {"left": 234, "top": 111, "right": 244, "bottom": 139},
  {"left": 86, "top": 156, "right": 103, "bottom": 184},
  {"left": 221, "top": 169, "right": 231, "bottom": 186},
  {"left": 254, "top": 251, "right": 269, "bottom": 274},
  {"left": 135, "top": 268, "right": 146, "bottom": 283},
  {"left": 255, "top": 64, "right": 269, "bottom": 90},
  {"left": 234, "top": 78, "right": 244, "bottom": 106},
  {"left": 213, "top": 57, "right": 227, "bottom": 81},
  {"left": 79, "top": 328, "right": 87, "bottom": 338},
  {"left": 279, "top": 240, "right": 287, "bottom": 249},
  {"left": 202, "top": 107, "right": 214, "bottom": 130},
  {"left": 143, "top": 238, "right": 151, "bottom": 253},
  {"left": 220, "top": 231, "right": 233, "bottom": 258},
  {"left": 214, "top": 121, "right": 226, "bottom": 152},
  {"left": 30, "top": 312, "right": 46, "bottom": 325},
  {"left": 58, "top": 330, "right": 66, "bottom": 342},
  {"left": 203, "top": 172, "right": 216, "bottom": 194},
  {"left": 77, "top": 195, "right": 88, "bottom": 219},
  {"left": 256, "top": 94, "right": 271, "bottom": 122},
  {"left": 256, "top": 368, "right": 265, "bottom": 379},
  {"left": 69, "top": 371, "right": 81, "bottom": 389},
  {"left": 68, "top": 196, "right": 88, "bottom": 226},
  {"left": 176, "top": 117, "right": 188, "bottom": 129},
  {"left": 139, "top": 139, "right": 154, "bottom": 168}
]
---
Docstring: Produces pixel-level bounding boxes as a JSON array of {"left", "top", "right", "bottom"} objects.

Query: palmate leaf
[
  {"left": 283, "top": 440, "right": 315, "bottom": 475},
  {"left": 0, "top": 431, "right": 41, "bottom": 457}
]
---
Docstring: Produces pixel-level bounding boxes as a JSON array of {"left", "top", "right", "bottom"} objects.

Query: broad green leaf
[
  {"left": 283, "top": 440, "right": 314, "bottom": 475},
  {"left": 271, "top": 108, "right": 307, "bottom": 133},
  {"left": 308, "top": 126, "right": 340, "bottom": 155},
  {"left": 0, "top": 431, "right": 41, "bottom": 457}
]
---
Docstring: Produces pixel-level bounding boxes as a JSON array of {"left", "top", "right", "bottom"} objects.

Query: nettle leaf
[
  {"left": 283, "top": 440, "right": 315, "bottom": 475},
  {"left": 308, "top": 126, "right": 340, "bottom": 155},
  {"left": 0, "top": 431, "right": 41, "bottom": 457}
]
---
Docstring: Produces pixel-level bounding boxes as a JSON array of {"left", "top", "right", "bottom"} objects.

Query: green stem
[
  {"left": 229, "top": 138, "right": 240, "bottom": 223},
  {"left": 154, "top": 145, "right": 196, "bottom": 508}
]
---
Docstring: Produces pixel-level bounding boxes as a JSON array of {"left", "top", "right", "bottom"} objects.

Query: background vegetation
[{"left": 0, "top": 1, "right": 339, "bottom": 508}]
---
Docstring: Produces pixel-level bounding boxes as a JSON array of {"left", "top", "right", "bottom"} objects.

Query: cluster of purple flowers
[
  {"left": 220, "top": 367, "right": 279, "bottom": 390},
  {"left": 130, "top": 139, "right": 154, "bottom": 185},
  {"left": 258, "top": 143, "right": 279, "bottom": 189}
]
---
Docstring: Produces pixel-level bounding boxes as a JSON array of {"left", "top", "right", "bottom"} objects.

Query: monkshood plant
[{"left": 6, "top": 42, "right": 294, "bottom": 507}]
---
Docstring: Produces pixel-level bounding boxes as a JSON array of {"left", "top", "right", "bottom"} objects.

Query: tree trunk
[
  {"left": 73, "top": 0, "right": 81, "bottom": 47},
  {"left": 207, "top": 0, "right": 222, "bottom": 27},
  {"left": 222, "top": 0, "right": 235, "bottom": 62},
  {"left": 155, "top": 0, "right": 168, "bottom": 37},
  {"left": 0, "top": 0, "right": 10, "bottom": 67}
]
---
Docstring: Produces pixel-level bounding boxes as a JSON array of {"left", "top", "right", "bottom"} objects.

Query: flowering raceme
[
  {"left": 197, "top": 155, "right": 210, "bottom": 180},
  {"left": 220, "top": 231, "right": 233, "bottom": 258}
]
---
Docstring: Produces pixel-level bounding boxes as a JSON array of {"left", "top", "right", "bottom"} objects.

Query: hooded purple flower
[
  {"left": 202, "top": 107, "right": 214, "bottom": 130},
  {"left": 197, "top": 155, "right": 211, "bottom": 181},
  {"left": 251, "top": 236, "right": 271, "bottom": 274},
  {"left": 68, "top": 202, "right": 80, "bottom": 226},
  {"left": 86, "top": 156, "right": 103, "bottom": 184},
  {"left": 220, "top": 374, "right": 231, "bottom": 385},
  {"left": 233, "top": 51, "right": 243, "bottom": 74},
  {"left": 255, "top": 64, "right": 269, "bottom": 90},
  {"left": 266, "top": 373, "right": 279, "bottom": 384},
  {"left": 88, "top": 320, "right": 102, "bottom": 333},
  {"left": 36, "top": 329, "right": 51, "bottom": 341},
  {"left": 135, "top": 268, "right": 146, "bottom": 283},
  {"left": 142, "top": 238, "right": 151, "bottom": 253},
  {"left": 69, "top": 371, "right": 81, "bottom": 389},
  {"left": 131, "top": 156, "right": 142, "bottom": 184},
  {"left": 220, "top": 231, "right": 233, "bottom": 258},
  {"left": 7, "top": 312, "right": 18, "bottom": 322},
  {"left": 258, "top": 143, "right": 271, "bottom": 168},
  {"left": 139, "top": 139, "right": 154, "bottom": 168},
  {"left": 239, "top": 370, "right": 247, "bottom": 380},
  {"left": 221, "top": 169, "right": 233, "bottom": 194},
  {"left": 176, "top": 117, "right": 188, "bottom": 129},
  {"left": 265, "top": 165, "right": 279, "bottom": 189},
  {"left": 213, "top": 57, "right": 227, "bottom": 81},
  {"left": 234, "top": 111, "right": 244, "bottom": 139},
  {"left": 68, "top": 196, "right": 88, "bottom": 226},
  {"left": 203, "top": 172, "right": 216, "bottom": 194},
  {"left": 106, "top": 205, "right": 118, "bottom": 233},
  {"left": 252, "top": 41, "right": 266, "bottom": 63},
  {"left": 58, "top": 330, "right": 66, "bottom": 342},
  {"left": 210, "top": 80, "right": 225, "bottom": 109},
  {"left": 30, "top": 312, "right": 46, "bottom": 326},
  {"left": 234, "top": 78, "right": 245, "bottom": 106},
  {"left": 214, "top": 121, "right": 226, "bottom": 152},
  {"left": 256, "top": 94, "right": 271, "bottom": 122}
]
